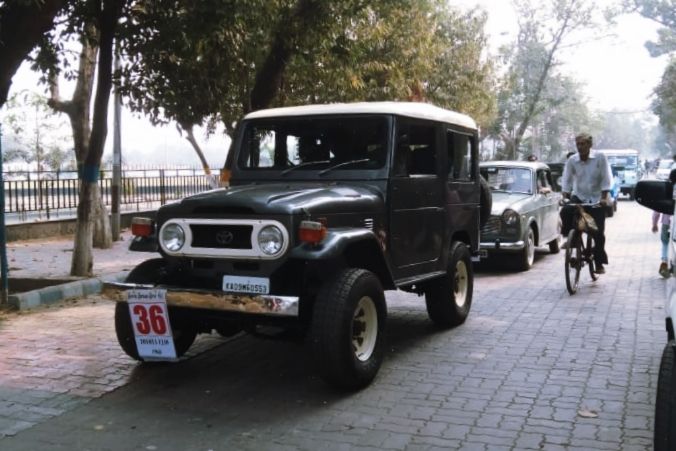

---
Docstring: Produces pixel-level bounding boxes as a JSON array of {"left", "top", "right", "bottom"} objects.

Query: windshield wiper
[
  {"left": 318, "top": 159, "right": 371, "bottom": 175},
  {"left": 281, "top": 160, "right": 331, "bottom": 175}
]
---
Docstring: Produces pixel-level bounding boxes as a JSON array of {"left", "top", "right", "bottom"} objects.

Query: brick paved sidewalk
[
  {"left": 5, "top": 230, "right": 150, "bottom": 280},
  {"left": 0, "top": 201, "right": 667, "bottom": 450}
]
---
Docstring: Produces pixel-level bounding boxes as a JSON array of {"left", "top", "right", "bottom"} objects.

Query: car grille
[
  {"left": 190, "top": 224, "right": 253, "bottom": 249},
  {"left": 481, "top": 216, "right": 501, "bottom": 236}
]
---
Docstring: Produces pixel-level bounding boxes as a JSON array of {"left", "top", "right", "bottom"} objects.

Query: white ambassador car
[{"left": 635, "top": 176, "right": 676, "bottom": 451}]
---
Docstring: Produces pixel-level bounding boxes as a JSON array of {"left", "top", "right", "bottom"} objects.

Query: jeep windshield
[{"left": 237, "top": 116, "right": 389, "bottom": 177}]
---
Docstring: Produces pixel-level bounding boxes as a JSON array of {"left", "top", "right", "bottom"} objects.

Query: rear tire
[
  {"left": 655, "top": 343, "right": 676, "bottom": 451},
  {"left": 309, "top": 268, "right": 387, "bottom": 390},
  {"left": 425, "top": 242, "right": 473, "bottom": 328},
  {"left": 548, "top": 220, "right": 562, "bottom": 254}
]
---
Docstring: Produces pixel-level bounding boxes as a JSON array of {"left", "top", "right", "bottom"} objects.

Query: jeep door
[
  {"left": 389, "top": 119, "right": 444, "bottom": 273},
  {"left": 445, "top": 129, "right": 479, "bottom": 252}
]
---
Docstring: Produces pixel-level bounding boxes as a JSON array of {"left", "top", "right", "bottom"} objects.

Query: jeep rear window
[{"left": 238, "top": 116, "right": 388, "bottom": 172}]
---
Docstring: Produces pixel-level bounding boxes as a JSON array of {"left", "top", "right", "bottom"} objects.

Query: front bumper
[
  {"left": 480, "top": 239, "right": 525, "bottom": 253},
  {"left": 101, "top": 282, "right": 300, "bottom": 317}
]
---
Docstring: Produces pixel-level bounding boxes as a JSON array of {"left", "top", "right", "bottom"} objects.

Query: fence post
[{"left": 160, "top": 169, "right": 166, "bottom": 205}]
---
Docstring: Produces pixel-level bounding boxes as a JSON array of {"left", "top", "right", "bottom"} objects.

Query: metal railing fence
[{"left": 2, "top": 167, "right": 213, "bottom": 220}]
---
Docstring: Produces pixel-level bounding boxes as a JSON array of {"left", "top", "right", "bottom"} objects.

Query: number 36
[{"left": 132, "top": 304, "right": 168, "bottom": 335}]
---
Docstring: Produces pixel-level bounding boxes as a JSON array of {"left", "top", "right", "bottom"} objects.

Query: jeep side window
[
  {"left": 447, "top": 131, "right": 473, "bottom": 181},
  {"left": 394, "top": 121, "right": 437, "bottom": 176}
]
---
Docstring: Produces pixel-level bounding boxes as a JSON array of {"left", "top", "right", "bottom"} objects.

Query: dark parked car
[
  {"left": 103, "top": 102, "right": 486, "bottom": 389},
  {"left": 635, "top": 176, "right": 676, "bottom": 451},
  {"left": 479, "top": 161, "right": 562, "bottom": 270}
]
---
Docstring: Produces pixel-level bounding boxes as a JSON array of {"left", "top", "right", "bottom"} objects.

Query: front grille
[
  {"left": 481, "top": 216, "right": 501, "bottom": 236},
  {"left": 190, "top": 224, "right": 253, "bottom": 249}
]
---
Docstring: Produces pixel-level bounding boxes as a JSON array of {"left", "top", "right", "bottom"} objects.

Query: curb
[{"left": 8, "top": 271, "right": 130, "bottom": 310}]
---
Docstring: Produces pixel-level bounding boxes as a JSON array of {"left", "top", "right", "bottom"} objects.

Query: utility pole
[
  {"left": 111, "top": 41, "right": 122, "bottom": 241},
  {"left": 0, "top": 124, "right": 9, "bottom": 305}
]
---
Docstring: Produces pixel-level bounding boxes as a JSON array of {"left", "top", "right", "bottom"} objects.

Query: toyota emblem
[{"left": 216, "top": 230, "right": 234, "bottom": 245}]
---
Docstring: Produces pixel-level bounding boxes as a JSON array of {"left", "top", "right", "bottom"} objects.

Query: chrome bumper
[
  {"left": 480, "top": 240, "right": 525, "bottom": 252},
  {"left": 101, "top": 282, "right": 299, "bottom": 317}
]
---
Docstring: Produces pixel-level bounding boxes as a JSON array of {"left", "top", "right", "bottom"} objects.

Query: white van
[{"left": 597, "top": 149, "right": 641, "bottom": 200}]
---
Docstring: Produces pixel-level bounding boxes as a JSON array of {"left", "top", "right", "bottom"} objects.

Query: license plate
[{"left": 222, "top": 275, "right": 270, "bottom": 294}]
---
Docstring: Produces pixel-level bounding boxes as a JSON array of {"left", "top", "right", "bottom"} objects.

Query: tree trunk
[
  {"left": 50, "top": 23, "right": 112, "bottom": 249},
  {"left": 70, "top": 0, "right": 122, "bottom": 276},
  {"left": 71, "top": 182, "right": 96, "bottom": 276},
  {"left": 0, "top": 0, "right": 66, "bottom": 108}
]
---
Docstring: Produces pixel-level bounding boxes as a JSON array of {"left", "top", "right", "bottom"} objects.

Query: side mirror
[{"left": 635, "top": 180, "right": 674, "bottom": 215}]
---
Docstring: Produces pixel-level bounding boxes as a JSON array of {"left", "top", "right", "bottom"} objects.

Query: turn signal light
[
  {"left": 131, "top": 217, "right": 154, "bottom": 237},
  {"left": 299, "top": 220, "right": 327, "bottom": 244}
]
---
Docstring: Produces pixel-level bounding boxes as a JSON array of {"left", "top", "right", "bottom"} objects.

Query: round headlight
[
  {"left": 502, "top": 209, "right": 519, "bottom": 226},
  {"left": 258, "top": 225, "right": 284, "bottom": 255},
  {"left": 162, "top": 223, "right": 185, "bottom": 252}
]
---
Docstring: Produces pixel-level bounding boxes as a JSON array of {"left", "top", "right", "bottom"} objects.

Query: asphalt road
[{"left": 0, "top": 199, "right": 665, "bottom": 450}]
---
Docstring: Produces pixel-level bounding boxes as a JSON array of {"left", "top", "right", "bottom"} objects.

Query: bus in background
[{"left": 597, "top": 149, "right": 641, "bottom": 200}]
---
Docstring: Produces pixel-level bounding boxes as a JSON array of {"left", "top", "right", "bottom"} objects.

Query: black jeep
[{"left": 104, "top": 102, "right": 486, "bottom": 389}]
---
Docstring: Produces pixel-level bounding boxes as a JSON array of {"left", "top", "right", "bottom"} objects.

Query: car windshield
[
  {"left": 481, "top": 167, "right": 532, "bottom": 194},
  {"left": 238, "top": 116, "right": 388, "bottom": 174},
  {"left": 606, "top": 155, "right": 638, "bottom": 168},
  {"left": 658, "top": 160, "right": 673, "bottom": 170}
]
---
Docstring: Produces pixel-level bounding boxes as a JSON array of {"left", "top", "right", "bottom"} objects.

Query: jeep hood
[
  {"left": 160, "top": 183, "right": 384, "bottom": 216},
  {"left": 490, "top": 192, "right": 533, "bottom": 215}
]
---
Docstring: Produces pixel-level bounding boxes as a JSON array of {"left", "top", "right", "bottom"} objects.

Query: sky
[
  {"left": 447, "top": 0, "right": 669, "bottom": 113},
  {"left": 3, "top": 0, "right": 670, "bottom": 168}
]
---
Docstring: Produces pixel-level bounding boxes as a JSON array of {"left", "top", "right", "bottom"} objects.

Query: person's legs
[
  {"left": 660, "top": 223, "right": 670, "bottom": 277},
  {"left": 590, "top": 207, "right": 608, "bottom": 268}
]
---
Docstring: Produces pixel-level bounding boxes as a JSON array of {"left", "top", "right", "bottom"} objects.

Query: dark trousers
[{"left": 560, "top": 197, "right": 608, "bottom": 266}]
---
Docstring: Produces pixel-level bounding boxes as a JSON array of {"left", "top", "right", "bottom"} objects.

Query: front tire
[
  {"left": 565, "top": 229, "right": 581, "bottom": 295},
  {"left": 655, "top": 343, "right": 676, "bottom": 451},
  {"left": 309, "top": 268, "right": 387, "bottom": 390},
  {"left": 425, "top": 242, "right": 473, "bottom": 328},
  {"left": 115, "top": 258, "right": 197, "bottom": 360},
  {"left": 519, "top": 227, "right": 536, "bottom": 271}
]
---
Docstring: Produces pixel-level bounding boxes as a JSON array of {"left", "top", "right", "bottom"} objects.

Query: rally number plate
[{"left": 127, "top": 289, "right": 177, "bottom": 361}]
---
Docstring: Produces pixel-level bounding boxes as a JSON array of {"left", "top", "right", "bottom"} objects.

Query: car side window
[
  {"left": 394, "top": 120, "right": 437, "bottom": 176},
  {"left": 537, "top": 170, "right": 551, "bottom": 193},
  {"left": 447, "top": 131, "right": 473, "bottom": 181}
]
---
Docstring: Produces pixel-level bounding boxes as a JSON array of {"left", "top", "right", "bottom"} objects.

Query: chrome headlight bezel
[
  {"left": 161, "top": 223, "right": 186, "bottom": 252},
  {"left": 502, "top": 209, "right": 520, "bottom": 226},
  {"left": 257, "top": 225, "right": 284, "bottom": 256}
]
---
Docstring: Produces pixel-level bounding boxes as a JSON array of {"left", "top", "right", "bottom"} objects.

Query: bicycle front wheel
[
  {"left": 587, "top": 233, "right": 598, "bottom": 281},
  {"left": 565, "top": 229, "right": 581, "bottom": 294}
]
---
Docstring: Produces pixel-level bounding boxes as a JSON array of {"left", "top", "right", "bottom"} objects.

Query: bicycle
[{"left": 563, "top": 202, "right": 602, "bottom": 294}]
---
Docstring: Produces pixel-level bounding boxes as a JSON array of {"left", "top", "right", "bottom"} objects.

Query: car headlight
[
  {"left": 258, "top": 225, "right": 284, "bottom": 255},
  {"left": 162, "top": 223, "right": 185, "bottom": 252},
  {"left": 502, "top": 209, "right": 519, "bottom": 226}
]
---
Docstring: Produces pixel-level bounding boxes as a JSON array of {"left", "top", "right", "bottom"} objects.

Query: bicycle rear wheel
[
  {"left": 587, "top": 233, "right": 598, "bottom": 281},
  {"left": 565, "top": 229, "right": 581, "bottom": 294}
]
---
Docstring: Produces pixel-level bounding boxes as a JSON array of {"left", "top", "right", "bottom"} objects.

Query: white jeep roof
[{"left": 244, "top": 102, "right": 477, "bottom": 130}]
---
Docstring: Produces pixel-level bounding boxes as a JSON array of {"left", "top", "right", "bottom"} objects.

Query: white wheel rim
[
  {"left": 454, "top": 260, "right": 468, "bottom": 308},
  {"left": 527, "top": 230, "right": 535, "bottom": 265},
  {"left": 352, "top": 296, "right": 378, "bottom": 362}
]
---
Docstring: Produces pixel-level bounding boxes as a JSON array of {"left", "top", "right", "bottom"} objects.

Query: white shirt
[{"left": 561, "top": 150, "right": 613, "bottom": 203}]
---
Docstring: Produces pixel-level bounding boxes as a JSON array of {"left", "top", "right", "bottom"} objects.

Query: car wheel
[
  {"left": 115, "top": 258, "right": 197, "bottom": 360},
  {"left": 655, "top": 342, "right": 676, "bottom": 451},
  {"left": 519, "top": 227, "right": 536, "bottom": 271},
  {"left": 309, "top": 268, "right": 387, "bottom": 390},
  {"left": 425, "top": 242, "right": 473, "bottom": 328},
  {"left": 114, "top": 303, "right": 197, "bottom": 360},
  {"left": 548, "top": 220, "right": 562, "bottom": 254}
]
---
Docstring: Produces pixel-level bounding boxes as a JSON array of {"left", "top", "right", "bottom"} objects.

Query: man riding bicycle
[{"left": 561, "top": 133, "right": 613, "bottom": 274}]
